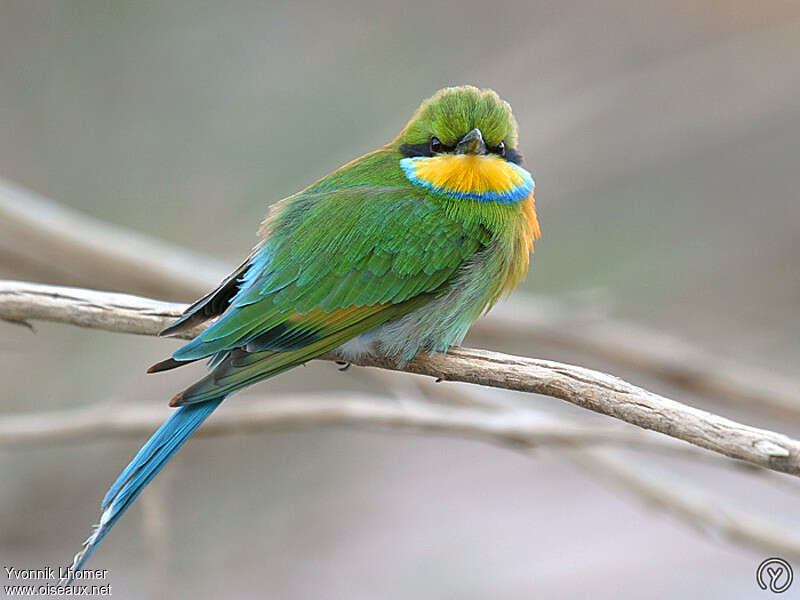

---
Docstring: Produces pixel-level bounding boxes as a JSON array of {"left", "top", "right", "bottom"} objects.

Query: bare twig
[
  {"left": 0, "top": 394, "right": 693, "bottom": 454},
  {"left": 388, "top": 368, "right": 800, "bottom": 558},
  {"left": 416, "top": 378, "right": 800, "bottom": 557},
  {"left": 4, "top": 391, "right": 799, "bottom": 559},
  {"left": 2, "top": 279, "right": 800, "bottom": 477},
  {"left": 0, "top": 177, "right": 228, "bottom": 301},
  {"left": 573, "top": 449, "right": 800, "bottom": 560},
  {"left": 3, "top": 175, "right": 797, "bottom": 417},
  {"left": 484, "top": 296, "right": 800, "bottom": 417}
]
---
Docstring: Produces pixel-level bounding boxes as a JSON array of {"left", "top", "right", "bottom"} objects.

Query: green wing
[{"left": 159, "top": 184, "right": 486, "bottom": 405}]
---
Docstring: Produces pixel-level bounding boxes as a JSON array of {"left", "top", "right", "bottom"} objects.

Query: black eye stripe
[
  {"left": 400, "top": 142, "right": 524, "bottom": 164},
  {"left": 504, "top": 147, "right": 523, "bottom": 165},
  {"left": 399, "top": 142, "right": 453, "bottom": 157}
]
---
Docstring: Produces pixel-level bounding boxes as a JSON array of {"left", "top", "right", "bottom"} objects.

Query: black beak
[{"left": 455, "top": 128, "right": 487, "bottom": 155}]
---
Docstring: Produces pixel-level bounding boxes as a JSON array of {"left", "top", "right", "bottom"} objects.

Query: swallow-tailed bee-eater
[{"left": 64, "top": 85, "right": 540, "bottom": 580}]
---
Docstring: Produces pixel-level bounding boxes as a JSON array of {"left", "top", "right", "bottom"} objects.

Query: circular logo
[{"left": 757, "top": 558, "right": 793, "bottom": 593}]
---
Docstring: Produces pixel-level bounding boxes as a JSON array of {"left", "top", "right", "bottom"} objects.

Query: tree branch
[
  {"left": 572, "top": 449, "right": 800, "bottom": 560},
  {"left": 4, "top": 390, "right": 798, "bottom": 559},
  {"left": 489, "top": 296, "right": 800, "bottom": 417},
  {"left": 2, "top": 279, "right": 799, "bottom": 477},
  {"left": 0, "top": 394, "right": 695, "bottom": 454},
  {"left": 3, "top": 175, "right": 797, "bottom": 417},
  {"left": 0, "top": 177, "right": 228, "bottom": 301}
]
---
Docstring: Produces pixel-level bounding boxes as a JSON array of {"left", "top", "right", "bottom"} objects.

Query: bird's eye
[
  {"left": 496, "top": 141, "right": 506, "bottom": 156},
  {"left": 430, "top": 137, "right": 442, "bottom": 153}
]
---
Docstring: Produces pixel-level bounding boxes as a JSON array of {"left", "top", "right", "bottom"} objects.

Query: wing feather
[
  {"left": 151, "top": 182, "right": 487, "bottom": 404},
  {"left": 170, "top": 186, "right": 482, "bottom": 363}
]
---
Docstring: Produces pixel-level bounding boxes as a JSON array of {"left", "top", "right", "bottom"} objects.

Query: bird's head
[{"left": 393, "top": 86, "right": 533, "bottom": 204}]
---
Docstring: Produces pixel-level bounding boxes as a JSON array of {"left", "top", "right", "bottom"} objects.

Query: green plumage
[
  {"left": 67, "top": 86, "right": 540, "bottom": 578},
  {"left": 173, "top": 184, "right": 482, "bottom": 358},
  {"left": 158, "top": 85, "right": 538, "bottom": 405},
  {"left": 402, "top": 86, "right": 518, "bottom": 148}
]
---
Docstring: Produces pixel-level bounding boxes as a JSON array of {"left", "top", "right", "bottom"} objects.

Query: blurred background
[{"left": 1, "top": 1, "right": 800, "bottom": 598}]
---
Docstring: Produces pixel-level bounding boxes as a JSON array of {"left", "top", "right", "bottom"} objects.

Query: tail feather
[
  {"left": 62, "top": 397, "right": 224, "bottom": 584},
  {"left": 62, "top": 278, "right": 416, "bottom": 582}
]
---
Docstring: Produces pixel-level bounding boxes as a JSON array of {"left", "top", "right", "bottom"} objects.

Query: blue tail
[{"left": 62, "top": 396, "right": 225, "bottom": 583}]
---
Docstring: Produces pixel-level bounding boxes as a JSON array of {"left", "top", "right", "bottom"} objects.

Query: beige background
[{"left": 1, "top": 1, "right": 799, "bottom": 598}]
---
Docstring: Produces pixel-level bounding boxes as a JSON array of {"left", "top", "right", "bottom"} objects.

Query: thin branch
[
  {"left": 0, "top": 394, "right": 696, "bottom": 454},
  {"left": 416, "top": 377, "right": 800, "bottom": 557},
  {"left": 0, "top": 280, "right": 197, "bottom": 338},
  {"left": 573, "top": 449, "right": 800, "bottom": 560},
  {"left": 5, "top": 392, "right": 799, "bottom": 559},
  {"left": 485, "top": 296, "right": 800, "bottom": 417},
  {"left": 2, "top": 279, "right": 800, "bottom": 477},
  {"left": 0, "top": 177, "right": 228, "bottom": 301},
  {"left": 2, "top": 175, "right": 797, "bottom": 417},
  {"left": 414, "top": 378, "right": 798, "bottom": 483}
]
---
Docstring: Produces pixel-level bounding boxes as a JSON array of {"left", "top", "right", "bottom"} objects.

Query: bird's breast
[{"left": 400, "top": 154, "right": 534, "bottom": 203}]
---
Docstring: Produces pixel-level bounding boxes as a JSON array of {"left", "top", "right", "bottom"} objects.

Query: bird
[{"left": 63, "top": 85, "right": 540, "bottom": 581}]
